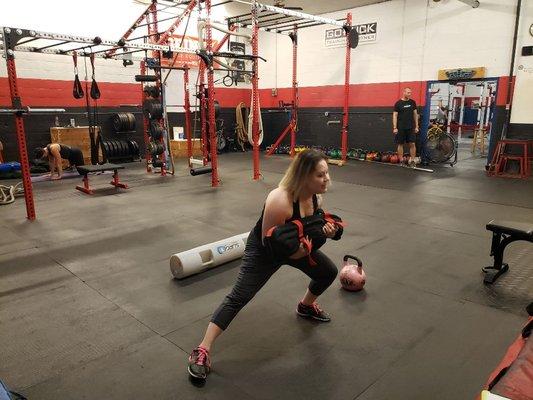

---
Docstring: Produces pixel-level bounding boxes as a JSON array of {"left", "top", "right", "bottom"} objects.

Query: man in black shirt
[{"left": 393, "top": 87, "right": 419, "bottom": 167}]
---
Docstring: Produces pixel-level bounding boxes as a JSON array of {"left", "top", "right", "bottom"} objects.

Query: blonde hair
[{"left": 279, "top": 149, "right": 327, "bottom": 200}]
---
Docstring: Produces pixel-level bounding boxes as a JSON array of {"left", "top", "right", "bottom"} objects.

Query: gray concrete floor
[{"left": 1, "top": 153, "right": 532, "bottom": 400}]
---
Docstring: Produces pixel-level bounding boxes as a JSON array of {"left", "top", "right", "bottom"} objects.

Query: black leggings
[
  {"left": 68, "top": 148, "right": 85, "bottom": 167},
  {"left": 211, "top": 233, "right": 338, "bottom": 331}
]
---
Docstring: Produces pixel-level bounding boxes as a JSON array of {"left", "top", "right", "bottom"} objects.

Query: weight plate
[
  {"left": 121, "top": 141, "right": 128, "bottom": 157},
  {"left": 112, "top": 114, "right": 121, "bottom": 132},
  {"left": 106, "top": 140, "right": 113, "bottom": 158},
  {"left": 126, "top": 140, "right": 133, "bottom": 156},
  {"left": 115, "top": 141, "right": 122, "bottom": 157},
  {"left": 119, "top": 140, "right": 128, "bottom": 157},
  {"left": 111, "top": 140, "right": 120, "bottom": 158},
  {"left": 119, "top": 141, "right": 126, "bottom": 157},
  {"left": 127, "top": 140, "right": 134, "bottom": 155},
  {"left": 116, "top": 141, "right": 123, "bottom": 157},
  {"left": 131, "top": 140, "right": 139, "bottom": 156},
  {"left": 133, "top": 140, "right": 139, "bottom": 156},
  {"left": 150, "top": 121, "right": 163, "bottom": 140},
  {"left": 128, "top": 113, "right": 136, "bottom": 131},
  {"left": 102, "top": 141, "right": 110, "bottom": 158},
  {"left": 143, "top": 99, "right": 163, "bottom": 120}
]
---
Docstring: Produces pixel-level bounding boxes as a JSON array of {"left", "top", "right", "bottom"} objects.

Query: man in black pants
[
  {"left": 393, "top": 87, "right": 419, "bottom": 167},
  {"left": 34, "top": 143, "right": 85, "bottom": 180}
]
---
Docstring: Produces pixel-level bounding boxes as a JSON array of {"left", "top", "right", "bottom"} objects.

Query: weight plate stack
[
  {"left": 102, "top": 138, "right": 141, "bottom": 161},
  {"left": 149, "top": 121, "right": 164, "bottom": 140},
  {"left": 143, "top": 85, "right": 160, "bottom": 99},
  {"left": 112, "top": 112, "right": 136, "bottom": 132},
  {"left": 143, "top": 99, "right": 163, "bottom": 120},
  {"left": 148, "top": 141, "right": 165, "bottom": 156}
]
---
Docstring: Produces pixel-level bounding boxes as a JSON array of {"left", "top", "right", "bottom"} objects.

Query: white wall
[
  {"left": 0, "top": 0, "right": 244, "bottom": 88},
  {"left": 258, "top": 0, "right": 518, "bottom": 89},
  {"left": 510, "top": 0, "right": 533, "bottom": 124}
]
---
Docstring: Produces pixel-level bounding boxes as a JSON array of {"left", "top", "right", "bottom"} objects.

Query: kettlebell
[
  {"left": 339, "top": 255, "right": 366, "bottom": 291},
  {"left": 390, "top": 154, "right": 399, "bottom": 164}
]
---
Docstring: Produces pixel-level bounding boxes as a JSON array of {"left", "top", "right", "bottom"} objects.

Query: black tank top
[
  {"left": 47, "top": 144, "right": 71, "bottom": 159},
  {"left": 252, "top": 194, "right": 319, "bottom": 241}
]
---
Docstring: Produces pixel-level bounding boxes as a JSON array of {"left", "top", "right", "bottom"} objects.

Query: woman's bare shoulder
[{"left": 266, "top": 187, "right": 292, "bottom": 209}]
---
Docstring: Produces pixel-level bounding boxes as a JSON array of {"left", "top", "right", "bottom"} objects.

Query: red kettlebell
[
  {"left": 390, "top": 154, "right": 399, "bottom": 164},
  {"left": 339, "top": 255, "right": 366, "bottom": 292}
]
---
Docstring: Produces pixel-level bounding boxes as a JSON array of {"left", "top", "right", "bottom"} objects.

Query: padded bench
[
  {"left": 75, "top": 163, "right": 128, "bottom": 195},
  {"left": 483, "top": 220, "right": 533, "bottom": 284}
]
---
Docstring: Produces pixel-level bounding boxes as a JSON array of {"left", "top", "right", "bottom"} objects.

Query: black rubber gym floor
[{"left": 1, "top": 152, "right": 532, "bottom": 399}]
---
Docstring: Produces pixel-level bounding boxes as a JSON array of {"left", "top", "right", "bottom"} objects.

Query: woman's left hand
[{"left": 323, "top": 222, "right": 338, "bottom": 239}]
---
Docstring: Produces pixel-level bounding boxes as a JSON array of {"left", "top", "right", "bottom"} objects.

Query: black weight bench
[
  {"left": 75, "top": 163, "right": 128, "bottom": 195},
  {"left": 483, "top": 220, "right": 533, "bottom": 284}
]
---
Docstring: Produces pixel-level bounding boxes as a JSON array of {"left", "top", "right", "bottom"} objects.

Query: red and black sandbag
[{"left": 264, "top": 211, "right": 346, "bottom": 262}]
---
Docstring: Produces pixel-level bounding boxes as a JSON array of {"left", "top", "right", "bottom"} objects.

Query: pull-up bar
[
  {"left": 230, "top": 0, "right": 347, "bottom": 28},
  {"left": 276, "top": 18, "right": 346, "bottom": 32},
  {"left": 7, "top": 28, "right": 197, "bottom": 56}
]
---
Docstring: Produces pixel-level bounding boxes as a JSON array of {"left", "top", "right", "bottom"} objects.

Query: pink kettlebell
[{"left": 339, "top": 255, "right": 366, "bottom": 291}]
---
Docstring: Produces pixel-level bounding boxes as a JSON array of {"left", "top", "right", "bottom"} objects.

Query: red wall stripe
[
  {"left": 1, "top": 77, "right": 511, "bottom": 108},
  {"left": 0, "top": 78, "right": 142, "bottom": 107},
  {"left": 211, "top": 88, "right": 250, "bottom": 108},
  {"left": 259, "top": 81, "right": 427, "bottom": 108},
  {"left": 0, "top": 77, "right": 250, "bottom": 108}
]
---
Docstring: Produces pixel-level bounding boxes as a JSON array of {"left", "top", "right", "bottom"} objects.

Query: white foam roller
[{"left": 170, "top": 232, "right": 249, "bottom": 279}]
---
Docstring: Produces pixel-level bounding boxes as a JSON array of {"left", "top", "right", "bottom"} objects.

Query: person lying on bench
[{"left": 34, "top": 144, "right": 85, "bottom": 180}]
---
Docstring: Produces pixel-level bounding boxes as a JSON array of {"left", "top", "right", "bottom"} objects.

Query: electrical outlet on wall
[{"left": 271, "top": 88, "right": 278, "bottom": 97}]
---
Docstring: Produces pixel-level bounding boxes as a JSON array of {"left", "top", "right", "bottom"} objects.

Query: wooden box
[
  {"left": 170, "top": 139, "right": 203, "bottom": 159},
  {"left": 50, "top": 126, "right": 101, "bottom": 164}
]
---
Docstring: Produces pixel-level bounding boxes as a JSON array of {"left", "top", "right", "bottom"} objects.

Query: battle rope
[
  {"left": 0, "top": 182, "right": 24, "bottom": 206},
  {"left": 247, "top": 95, "right": 264, "bottom": 146},
  {"left": 235, "top": 102, "right": 248, "bottom": 151}
]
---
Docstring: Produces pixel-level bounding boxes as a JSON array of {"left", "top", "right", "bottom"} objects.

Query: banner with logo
[{"left": 325, "top": 22, "right": 377, "bottom": 48}]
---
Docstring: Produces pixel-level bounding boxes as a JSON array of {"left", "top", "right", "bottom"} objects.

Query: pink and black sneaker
[
  {"left": 296, "top": 302, "right": 331, "bottom": 322},
  {"left": 188, "top": 346, "right": 211, "bottom": 379}
]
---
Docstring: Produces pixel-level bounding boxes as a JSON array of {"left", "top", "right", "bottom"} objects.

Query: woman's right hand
[{"left": 323, "top": 222, "right": 338, "bottom": 239}]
